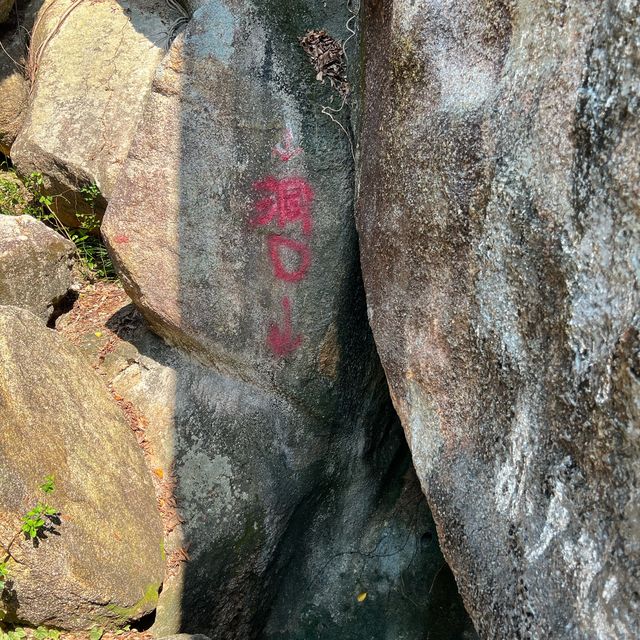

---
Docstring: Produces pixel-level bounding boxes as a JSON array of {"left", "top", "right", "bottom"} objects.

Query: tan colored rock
[
  {"left": 0, "top": 72, "right": 28, "bottom": 156},
  {"left": 0, "top": 305, "right": 164, "bottom": 629},
  {"left": 11, "top": 0, "right": 184, "bottom": 225},
  {"left": 0, "top": 214, "right": 75, "bottom": 322}
]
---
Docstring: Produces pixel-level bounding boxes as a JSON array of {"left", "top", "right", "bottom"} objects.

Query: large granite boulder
[
  {"left": 0, "top": 214, "right": 75, "bottom": 323},
  {"left": 101, "top": 2, "right": 476, "bottom": 637},
  {"left": 357, "top": 1, "right": 639, "bottom": 638},
  {"left": 0, "top": 305, "right": 164, "bottom": 629},
  {"left": 10, "top": 0, "right": 184, "bottom": 225},
  {"left": 102, "top": 0, "right": 357, "bottom": 392}
]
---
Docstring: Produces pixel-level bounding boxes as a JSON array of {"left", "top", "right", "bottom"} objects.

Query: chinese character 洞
[{"left": 252, "top": 176, "right": 314, "bottom": 235}]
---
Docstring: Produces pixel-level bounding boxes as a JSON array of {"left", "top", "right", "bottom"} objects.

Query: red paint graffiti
[
  {"left": 267, "top": 296, "right": 302, "bottom": 356},
  {"left": 250, "top": 131, "right": 315, "bottom": 358},
  {"left": 252, "top": 176, "right": 314, "bottom": 235},
  {"left": 268, "top": 234, "right": 311, "bottom": 283},
  {"left": 113, "top": 234, "right": 130, "bottom": 244},
  {"left": 272, "top": 128, "right": 303, "bottom": 162}
]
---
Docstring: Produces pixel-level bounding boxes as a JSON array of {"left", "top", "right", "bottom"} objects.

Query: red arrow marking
[
  {"left": 268, "top": 296, "right": 302, "bottom": 357},
  {"left": 272, "top": 128, "right": 303, "bottom": 162}
]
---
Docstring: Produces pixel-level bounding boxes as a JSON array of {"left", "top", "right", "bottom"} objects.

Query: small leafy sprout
[
  {"left": 40, "top": 475, "right": 55, "bottom": 495},
  {"left": 89, "top": 626, "right": 104, "bottom": 640},
  {"left": 0, "top": 563, "right": 8, "bottom": 590},
  {"left": 0, "top": 475, "right": 57, "bottom": 603},
  {"left": 21, "top": 503, "right": 59, "bottom": 540},
  {"left": 80, "top": 182, "right": 101, "bottom": 208},
  {"left": 0, "top": 628, "right": 26, "bottom": 640},
  {"left": 34, "top": 627, "right": 61, "bottom": 640},
  {"left": 114, "top": 625, "right": 131, "bottom": 636},
  {"left": 20, "top": 475, "right": 60, "bottom": 541}
]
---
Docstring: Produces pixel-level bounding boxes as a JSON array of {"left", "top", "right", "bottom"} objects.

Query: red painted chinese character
[
  {"left": 252, "top": 176, "right": 314, "bottom": 235},
  {"left": 268, "top": 234, "right": 311, "bottom": 282}
]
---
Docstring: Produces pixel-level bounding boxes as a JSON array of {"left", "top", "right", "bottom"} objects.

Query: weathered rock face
[
  {"left": 101, "top": 2, "right": 476, "bottom": 637},
  {"left": 103, "top": 1, "right": 358, "bottom": 394},
  {"left": 0, "top": 305, "right": 164, "bottom": 629},
  {"left": 357, "top": 1, "right": 639, "bottom": 638},
  {"left": 10, "top": 0, "right": 184, "bottom": 225},
  {"left": 0, "top": 214, "right": 75, "bottom": 323},
  {"left": 0, "top": 68, "right": 28, "bottom": 157}
]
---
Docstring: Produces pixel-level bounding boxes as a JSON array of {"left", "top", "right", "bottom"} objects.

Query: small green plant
[
  {"left": 0, "top": 168, "right": 116, "bottom": 281},
  {"left": 69, "top": 229, "right": 116, "bottom": 280},
  {"left": 0, "top": 179, "right": 24, "bottom": 216},
  {"left": 114, "top": 625, "right": 131, "bottom": 636},
  {"left": 20, "top": 475, "right": 59, "bottom": 541},
  {"left": 0, "top": 626, "right": 26, "bottom": 640},
  {"left": 89, "top": 626, "right": 104, "bottom": 640},
  {"left": 20, "top": 503, "right": 58, "bottom": 541},
  {"left": 34, "top": 626, "right": 61, "bottom": 640},
  {"left": 40, "top": 475, "right": 55, "bottom": 495},
  {"left": 0, "top": 476, "right": 61, "bottom": 609},
  {"left": 0, "top": 564, "right": 8, "bottom": 592},
  {"left": 80, "top": 182, "right": 101, "bottom": 209}
]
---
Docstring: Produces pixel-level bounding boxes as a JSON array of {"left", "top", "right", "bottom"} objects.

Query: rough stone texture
[
  {"left": 100, "top": 2, "right": 477, "bottom": 635},
  {"left": 0, "top": 305, "right": 164, "bottom": 629},
  {"left": 0, "top": 0, "right": 41, "bottom": 155},
  {"left": 0, "top": 214, "right": 75, "bottom": 323},
  {"left": 10, "top": 0, "right": 184, "bottom": 225},
  {"left": 99, "top": 315, "right": 476, "bottom": 640},
  {"left": 357, "top": 1, "right": 640, "bottom": 639},
  {"left": 0, "top": 70, "right": 27, "bottom": 156}
]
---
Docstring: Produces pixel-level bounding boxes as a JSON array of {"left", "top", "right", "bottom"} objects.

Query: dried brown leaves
[{"left": 299, "top": 29, "right": 349, "bottom": 97}]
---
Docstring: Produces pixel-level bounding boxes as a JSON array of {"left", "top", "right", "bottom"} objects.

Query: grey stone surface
[
  {"left": 102, "top": 0, "right": 358, "bottom": 393},
  {"left": 0, "top": 305, "right": 164, "bottom": 629},
  {"left": 0, "top": 214, "right": 75, "bottom": 322},
  {"left": 357, "top": 1, "right": 640, "bottom": 639},
  {"left": 104, "top": 311, "right": 476, "bottom": 640}
]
